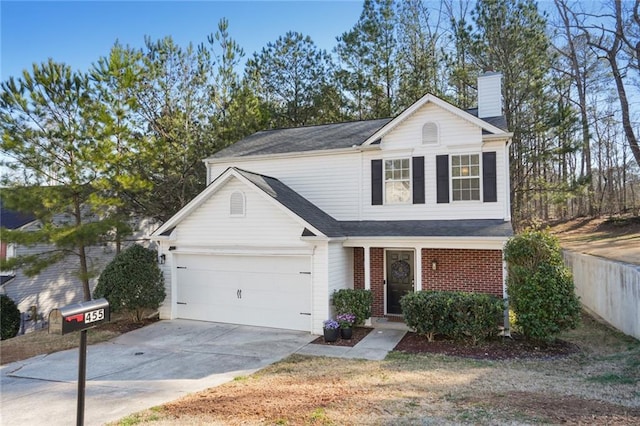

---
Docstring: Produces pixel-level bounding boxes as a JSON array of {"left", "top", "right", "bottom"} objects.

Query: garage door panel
[{"left": 175, "top": 254, "right": 311, "bottom": 331}]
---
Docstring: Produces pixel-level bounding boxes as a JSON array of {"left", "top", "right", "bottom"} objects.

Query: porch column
[
  {"left": 414, "top": 247, "right": 423, "bottom": 292},
  {"left": 363, "top": 245, "right": 371, "bottom": 291}
]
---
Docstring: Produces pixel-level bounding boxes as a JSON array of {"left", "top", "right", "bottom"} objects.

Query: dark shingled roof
[
  {"left": 237, "top": 168, "right": 513, "bottom": 239},
  {"left": 211, "top": 108, "right": 508, "bottom": 160},
  {"left": 211, "top": 119, "right": 392, "bottom": 159},
  {"left": 236, "top": 169, "right": 345, "bottom": 237},
  {"left": 340, "top": 219, "right": 513, "bottom": 238},
  {"left": 465, "top": 108, "right": 508, "bottom": 132},
  {"left": 0, "top": 199, "right": 36, "bottom": 229}
]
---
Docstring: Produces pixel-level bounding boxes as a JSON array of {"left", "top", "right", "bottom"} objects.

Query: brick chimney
[{"left": 477, "top": 72, "right": 503, "bottom": 118}]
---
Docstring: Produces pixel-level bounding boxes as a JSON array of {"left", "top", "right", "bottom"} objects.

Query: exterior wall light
[
  {"left": 432, "top": 260, "right": 437, "bottom": 271},
  {"left": 159, "top": 254, "right": 166, "bottom": 264}
]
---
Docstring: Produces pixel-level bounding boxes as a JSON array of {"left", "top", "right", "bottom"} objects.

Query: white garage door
[{"left": 174, "top": 254, "right": 312, "bottom": 331}]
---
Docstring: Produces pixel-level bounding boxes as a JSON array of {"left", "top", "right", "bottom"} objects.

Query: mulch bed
[
  {"left": 311, "top": 327, "right": 373, "bottom": 347},
  {"left": 96, "top": 316, "right": 159, "bottom": 334},
  {"left": 394, "top": 331, "right": 580, "bottom": 360}
]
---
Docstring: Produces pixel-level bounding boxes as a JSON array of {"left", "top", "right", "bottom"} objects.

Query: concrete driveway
[{"left": 0, "top": 320, "right": 315, "bottom": 425}]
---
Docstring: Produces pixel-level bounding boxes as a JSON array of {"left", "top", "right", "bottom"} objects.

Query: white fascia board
[
  {"left": 362, "top": 94, "right": 508, "bottom": 146},
  {"left": 342, "top": 236, "right": 508, "bottom": 250},
  {"left": 482, "top": 133, "right": 513, "bottom": 142}
]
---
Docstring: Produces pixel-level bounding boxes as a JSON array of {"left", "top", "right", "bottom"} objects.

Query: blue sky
[{"left": 1, "top": 1, "right": 365, "bottom": 81}]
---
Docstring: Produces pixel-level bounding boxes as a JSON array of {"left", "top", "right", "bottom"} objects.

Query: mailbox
[{"left": 49, "top": 298, "right": 110, "bottom": 335}]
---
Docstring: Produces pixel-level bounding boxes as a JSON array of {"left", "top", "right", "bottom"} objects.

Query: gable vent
[
  {"left": 422, "top": 122, "right": 438, "bottom": 144},
  {"left": 230, "top": 191, "right": 245, "bottom": 216}
]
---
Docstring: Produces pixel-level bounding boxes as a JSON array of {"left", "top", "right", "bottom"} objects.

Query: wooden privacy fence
[{"left": 563, "top": 251, "right": 640, "bottom": 340}]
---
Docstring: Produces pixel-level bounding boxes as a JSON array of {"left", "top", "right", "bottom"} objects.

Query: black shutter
[
  {"left": 371, "top": 159, "right": 383, "bottom": 205},
  {"left": 436, "top": 155, "right": 449, "bottom": 203},
  {"left": 412, "top": 156, "right": 425, "bottom": 204},
  {"left": 482, "top": 152, "right": 497, "bottom": 202}
]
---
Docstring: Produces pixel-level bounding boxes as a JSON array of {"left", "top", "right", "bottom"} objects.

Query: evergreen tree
[
  {"left": 471, "top": 0, "right": 555, "bottom": 225},
  {"left": 335, "top": 0, "right": 398, "bottom": 119},
  {"left": 0, "top": 60, "right": 128, "bottom": 300},
  {"left": 246, "top": 31, "right": 336, "bottom": 127}
]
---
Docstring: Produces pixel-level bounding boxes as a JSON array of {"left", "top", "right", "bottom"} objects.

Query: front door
[{"left": 386, "top": 250, "right": 414, "bottom": 315}]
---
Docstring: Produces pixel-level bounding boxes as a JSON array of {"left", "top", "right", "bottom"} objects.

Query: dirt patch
[
  {"left": 0, "top": 315, "right": 158, "bottom": 365},
  {"left": 310, "top": 326, "right": 372, "bottom": 347},
  {"left": 549, "top": 215, "right": 640, "bottom": 265},
  {"left": 395, "top": 332, "right": 579, "bottom": 360},
  {"left": 466, "top": 391, "right": 640, "bottom": 425}
]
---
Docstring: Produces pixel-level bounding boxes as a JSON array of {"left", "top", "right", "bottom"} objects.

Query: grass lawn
[{"left": 114, "top": 314, "right": 640, "bottom": 425}]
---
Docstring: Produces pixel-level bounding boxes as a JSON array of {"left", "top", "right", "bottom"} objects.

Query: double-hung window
[
  {"left": 451, "top": 154, "right": 480, "bottom": 201},
  {"left": 384, "top": 158, "right": 411, "bottom": 204}
]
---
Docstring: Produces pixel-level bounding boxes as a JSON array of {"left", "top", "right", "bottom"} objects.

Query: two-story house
[{"left": 151, "top": 72, "right": 513, "bottom": 335}]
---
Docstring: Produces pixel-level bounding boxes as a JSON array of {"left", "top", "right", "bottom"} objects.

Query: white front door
[{"left": 174, "top": 254, "right": 312, "bottom": 331}]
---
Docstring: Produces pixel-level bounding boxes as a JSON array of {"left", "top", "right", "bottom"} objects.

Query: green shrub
[
  {"left": 94, "top": 244, "right": 165, "bottom": 322},
  {"left": 399, "top": 291, "right": 449, "bottom": 341},
  {"left": 332, "top": 289, "right": 372, "bottom": 326},
  {"left": 504, "top": 229, "right": 581, "bottom": 341},
  {"left": 1, "top": 294, "right": 21, "bottom": 340},
  {"left": 508, "top": 263, "right": 581, "bottom": 341},
  {"left": 400, "top": 291, "right": 503, "bottom": 344}
]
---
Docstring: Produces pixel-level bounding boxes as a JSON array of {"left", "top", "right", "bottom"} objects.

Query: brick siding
[
  {"left": 421, "top": 248, "right": 503, "bottom": 297},
  {"left": 354, "top": 247, "right": 364, "bottom": 290},
  {"left": 353, "top": 247, "right": 504, "bottom": 316}
]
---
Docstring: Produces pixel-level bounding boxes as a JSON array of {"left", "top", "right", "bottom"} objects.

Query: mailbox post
[{"left": 49, "top": 298, "right": 110, "bottom": 426}]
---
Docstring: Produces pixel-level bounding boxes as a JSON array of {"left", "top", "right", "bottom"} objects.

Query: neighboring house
[
  {"left": 1, "top": 198, "right": 156, "bottom": 333},
  {"left": 151, "top": 72, "right": 513, "bottom": 335}
]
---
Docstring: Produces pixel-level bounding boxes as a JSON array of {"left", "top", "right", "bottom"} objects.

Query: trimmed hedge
[
  {"left": 1, "top": 294, "right": 21, "bottom": 340},
  {"left": 400, "top": 291, "right": 503, "bottom": 344},
  {"left": 332, "top": 289, "right": 372, "bottom": 326}
]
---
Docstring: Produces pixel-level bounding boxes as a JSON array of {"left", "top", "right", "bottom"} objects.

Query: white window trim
[
  {"left": 383, "top": 157, "right": 412, "bottom": 205},
  {"left": 450, "top": 153, "right": 483, "bottom": 203}
]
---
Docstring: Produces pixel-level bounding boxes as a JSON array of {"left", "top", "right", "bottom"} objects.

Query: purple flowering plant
[
  {"left": 323, "top": 319, "right": 340, "bottom": 330},
  {"left": 336, "top": 313, "right": 356, "bottom": 329}
]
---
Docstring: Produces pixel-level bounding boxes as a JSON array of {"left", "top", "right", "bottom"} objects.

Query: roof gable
[
  {"left": 362, "top": 94, "right": 508, "bottom": 146},
  {"left": 152, "top": 168, "right": 342, "bottom": 238}
]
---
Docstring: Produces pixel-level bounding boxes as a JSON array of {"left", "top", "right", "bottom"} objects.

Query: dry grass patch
[
  {"left": 0, "top": 314, "right": 157, "bottom": 365},
  {"left": 0, "top": 327, "right": 119, "bottom": 365},
  {"left": 115, "top": 314, "right": 639, "bottom": 425}
]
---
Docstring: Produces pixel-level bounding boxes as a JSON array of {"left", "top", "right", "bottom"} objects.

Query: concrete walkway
[{"left": 296, "top": 328, "right": 407, "bottom": 360}]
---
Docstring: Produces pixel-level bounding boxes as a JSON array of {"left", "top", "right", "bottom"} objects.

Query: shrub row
[{"left": 400, "top": 291, "right": 503, "bottom": 344}]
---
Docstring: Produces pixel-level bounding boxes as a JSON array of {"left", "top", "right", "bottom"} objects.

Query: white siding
[
  {"left": 157, "top": 240, "right": 174, "bottom": 320},
  {"left": 382, "top": 103, "right": 481, "bottom": 149},
  {"left": 361, "top": 103, "right": 508, "bottom": 220},
  {"left": 311, "top": 242, "right": 329, "bottom": 334},
  {"left": 176, "top": 177, "right": 309, "bottom": 247},
  {"left": 208, "top": 153, "right": 362, "bottom": 221},
  {"left": 327, "top": 242, "right": 354, "bottom": 307}
]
